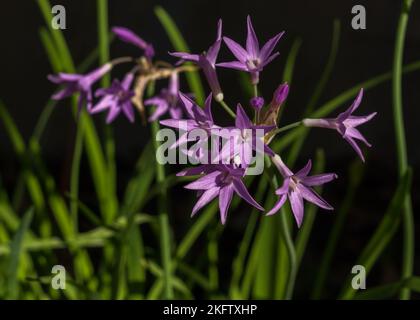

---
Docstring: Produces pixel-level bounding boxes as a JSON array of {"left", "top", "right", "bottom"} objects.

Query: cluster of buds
[{"left": 48, "top": 16, "right": 376, "bottom": 227}]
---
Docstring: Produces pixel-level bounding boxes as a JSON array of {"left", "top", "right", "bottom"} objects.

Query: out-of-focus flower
[
  {"left": 90, "top": 73, "right": 135, "bottom": 123},
  {"left": 218, "top": 104, "right": 275, "bottom": 166},
  {"left": 250, "top": 96, "right": 264, "bottom": 111},
  {"left": 144, "top": 72, "right": 185, "bottom": 121},
  {"left": 181, "top": 164, "right": 264, "bottom": 224},
  {"left": 112, "top": 26, "right": 155, "bottom": 59},
  {"left": 302, "top": 89, "right": 376, "bottom": 162},
  {"left": 267, "top": 155, "right": 337, "bottom": 227},
  {"left": 48, "top": 63, "right": 112, "bottom": 112},
  {"left": 217, "top": 16, "right": 284, "bottom": 85},
  {"left": 170, "top": 20, "right": 224, "bottom": 101}
]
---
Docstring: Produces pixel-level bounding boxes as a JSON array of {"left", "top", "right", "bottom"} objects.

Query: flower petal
[
  {"left": 260, "top": 31, "right": 284, "bottom": 62},
  {"left": 266, "top": 194, "right": 287, "bottom": 216},
  {"left": 344, "top": 136, "right": 365, "bottom": 162},
  {"left": 106, "top": 105, "right": 121, "bottom": 124},
  {"left": 289, "top": 190, "right": 304, "bottom": 227},
  {"left": 338, "top": 88, "right": 364, "bottom": 121},
  {"left": 206, "top": 39, "right": 222, "bottom": 66},
  {"left": 216, "top": 61, "right": 248, "bottom": 71},
  {"left": 184, "top": 171, "right": 220, "bottom": 190},
  {"left": 51, "top": 85, "right": 77, "bottom": 100},
  {"left": 169, "top": 51, "right": 200, "bottom": 62},
  {"left": 219, "top": 184, "right": 234, "bottom": 224},
  {"left": 260, "top": 52, "right": 280, "bottom": 68},
  {"left": 235, "top": 103, "right": 252, "bottom": 129},
  {"left": 344, "top": 112, "right": 377, "bottom": 127},
  {"left": 232, "top": 179, "right": 264, "bottom": 211},
  {"left": 177, "top": 165, "right": 215, "bottom": 177},
  {"left": 302, "top": 173, "right": 337, "bottom": 187},
  {"left": 275, "top": 177, "right": 291, "bottom": 195},
  {"left": 90, "top": 95, "right": 113, "bottom": 114},
  {"left": 191, "top": 187, "right": 220, "bottom": 216},
  {"left": 298, "top": 185, "right": 334, "bottom": 210},
  {"left": 112, "top": 26, "right": 148, "bottom": 49},
  {"left": 295, "top": 160, "right": 312, "bottom": 178},
  {"left": 345, "top": 127, "right": 371, "bottom": 147},
  {"left": 223, "top": 37, "right": 248, "bottom": 63},
  {"left": 122, "top": 102, "right": 135, "bottom": 123},
  {"left": 246, "top": 16, "right": 259, "bottom": 59}
]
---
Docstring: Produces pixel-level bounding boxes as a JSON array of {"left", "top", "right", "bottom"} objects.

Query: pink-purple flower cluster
[{"left": 47, "top": 16, "right": 376, "bottom": 227}]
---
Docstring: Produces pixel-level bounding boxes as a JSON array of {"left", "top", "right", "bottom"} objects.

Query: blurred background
[{"left": 0, "top": 0, "right": 419, "bottom": 298}]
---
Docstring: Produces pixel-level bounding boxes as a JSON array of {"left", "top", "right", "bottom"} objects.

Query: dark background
[{"left": 1, "top": 0, "right": 419, "bottom": 298}]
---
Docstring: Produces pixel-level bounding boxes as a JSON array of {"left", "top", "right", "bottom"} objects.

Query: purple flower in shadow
[
  {"left": 267, "top": 155, "right": 337, "bottom": 227},
  {"left": 48, "top": 63, "right": 112, "bottom": 112},
  {"left": 303, "top": 89, "right": 377, "bottom": 162},
  {"left": 144, "top": 73, "right": 185, "bottom": 121},
  {"left": 217, "top": 16, "right": 284, "bottom": 84},
  {"left": 112, "top": 26, "right": 155, "bottom": 59},
  {"left": 90, "top": 73, "right": 135, "bottom": 123},
  {"left": 179, "top": 164, "right": 264, "bottom": 224},
  {"left": 170, "top": 20, "right": 224, "bottom": 101}
]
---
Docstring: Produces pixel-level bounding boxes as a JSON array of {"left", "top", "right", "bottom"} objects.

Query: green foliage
[{"left": 0, "top": 1, "right": 417, "bottom": 300}]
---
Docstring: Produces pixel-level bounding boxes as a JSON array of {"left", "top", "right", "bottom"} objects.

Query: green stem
[
  {"left": 295, "top": 149, "right": 325, "bottom": 268},
  {"left": 311, "top": 160, "right": 364, "bottom": 299},
  {"left": 218, "top": 100, "right": 236, "bottom": 118},
  {"left": 392, "top": 0, "right": 414, "bottom": 300},
  {"left": 253, "top": 84, "right": 258, "bottom": 98},
  {"left": 151, "top": 117, "right": 174, "bottom": 299},
  {"left": 70, "top": 119, "right": 84, "bottom": 231},
  {"left": 268, "top": 161, "right": 297, "bottom": 300},
  {"left": 280, "top": 207, "right": 297, "bottom": 300},
  {"left": 97, "top": 0, "right": 118, "bottom": 219},
  {"left": 273, "top": 121, "right": 302, "bottom": 135},
  {"left": 253, "top": 84, "right": 260, "bottom": 123}
]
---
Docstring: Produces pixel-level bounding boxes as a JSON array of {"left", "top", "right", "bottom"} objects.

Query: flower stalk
[{"left": 392, "top": 0, "right": 415, "bottom": 300}]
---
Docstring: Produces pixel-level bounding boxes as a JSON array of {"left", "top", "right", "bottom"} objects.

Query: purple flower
[
  {"left": 267, "top": 155, "right": 337, "bottom": 227},
  {"left": 250, "top": 96, "right": 265, "bottom": 111},
  {"left": 144, "top": 73, "right": 184, "bottom": 121},
  {"left": 90, "top": 73, "right": 135, "bottom": 123},
  {"left": 270, "top": 82, "right": 289, "bottom": 107},
  {"left": 218, "top": 104, "right": 275, "bottom": 166},
  {"left": 112, "top": 26, "right": 155, "bottom": 59},
  {"left": 160, "top": 92, "right": 220, "bottom": 149},
  {"left": 217, "top": 16, "right": 284, "bottom": 85},
  {"left": 181, "top": 164, "right": 264, "bottom": 224},
  {"left": 48, "top": 63, "right": 112, "bottom": 112},
  {"left": 170, "top": 20, "right": 224, "bottom": 101},
  {"left": 302, "top": 89, "right": 377, "bottom": 162}
]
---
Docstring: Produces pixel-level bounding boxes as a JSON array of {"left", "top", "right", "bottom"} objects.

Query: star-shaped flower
[
  {"left": 90, "top": 73, "right": 135, "bottom": 123},
  {"left": 160, "top": 92, "right": 219, "bottom": 151},
  {"left": 144, "top": 73, "right": 185, "bottom": 121},
  {"left": 267, "top": 155, "right": 337, "bottom": 227},
  {"left": 48, "top": 63, "right": 112, "bottom": 112},
  {"left": 303, "top": 89, "right": 377, "bottom": 162},
  {"left": 217, "top": 16, "right": 284, "bottom": 84},
  {"left": 170, "top": 20, "right": 224, "bottom": 101},
  {"left": 218, "top": 104, "right": 275, "bottom": 167},
  {"left": 181, "top": 164, "right": 264, "bottom": 224}
]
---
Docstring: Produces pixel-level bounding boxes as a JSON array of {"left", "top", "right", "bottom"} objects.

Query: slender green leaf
[
  {"left": 339, "top": 168, "right": 412, "bottom": 299},
  {"left": 312, "top": 159, "right": 365, "bottom": 299},
  {"left": 6, "top": 208, "right": 34, "bottom": 299}
]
